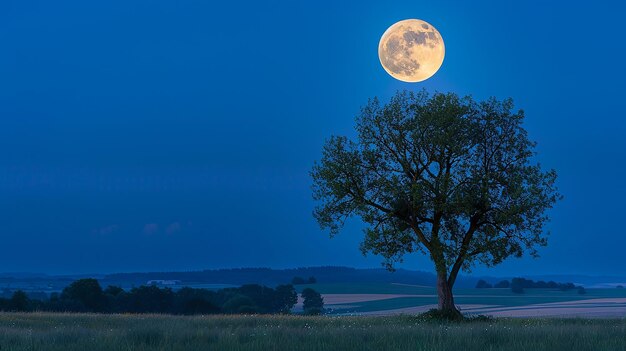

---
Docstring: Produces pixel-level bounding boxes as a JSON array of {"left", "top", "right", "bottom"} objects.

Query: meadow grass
[{"left": 1, "top": 312, "right": 625, "bottom": 351}]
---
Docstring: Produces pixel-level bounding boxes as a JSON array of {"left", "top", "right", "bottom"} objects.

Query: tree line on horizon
[
  {"left": 0, "top": 279, "right": 324, "bottom": 315},
  {"left": 475, "top": 277, "right": 587, "bottom": 294}
]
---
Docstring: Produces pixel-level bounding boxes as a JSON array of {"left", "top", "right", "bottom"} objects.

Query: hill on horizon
[{"left": 2, "top": 267, "right": 625, "bottom": 294}]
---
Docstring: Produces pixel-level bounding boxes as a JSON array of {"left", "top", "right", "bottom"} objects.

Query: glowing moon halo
[{"left": 378, "top": 19, "right": 445, "bottom": 82}]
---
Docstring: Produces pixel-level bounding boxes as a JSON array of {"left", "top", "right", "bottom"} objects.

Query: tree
[
  {"left": 274, "top": 284, "right": 298, "bottom": 313},
  {"left": 475, "top": 279, "right": 492, "bottom": 289},
  {"left": 312, "top": 90, "right": 560, "bottom": 315},
  {"left": 61, "top": 278, "right": 107, "bottom": 312},
  {"left": 494, "top": 280, "right": 510, "bottom": 288},
  {"left": 10, "top": 290, "right": 30, "bottom": 311},
  {"left": 511, "top": 278, "right": 525, "bottom": 294},
  {"left": 174, "top": 287, "right": 220, "bottom": 315},
  {"left": 237, "top": 284, "right": 278, "bottom": 314},
  {"left": 124, "top": 285, "right": 174, "bottom": 313},
  {"left": 104, "top": 285, "right": 124, "bottom": 297},
  {"left": 222, "top": 294, "right": 257, "bottom": 314},
  {"left": 301, "top": 288, "right": 324, "bottom": 315}
]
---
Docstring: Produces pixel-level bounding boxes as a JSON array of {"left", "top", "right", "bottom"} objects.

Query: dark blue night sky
[{"left": 1, "top": 1, "right": 625, "bottom": 275}]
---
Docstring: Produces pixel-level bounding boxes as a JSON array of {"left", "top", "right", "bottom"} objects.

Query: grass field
[{"left": 1, "top": 312, "right": 626, "bottom": 351}]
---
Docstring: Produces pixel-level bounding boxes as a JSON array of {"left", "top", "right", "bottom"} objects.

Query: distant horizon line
[{"left": 1, "top": 266, "right": 624, "bottom": 280}]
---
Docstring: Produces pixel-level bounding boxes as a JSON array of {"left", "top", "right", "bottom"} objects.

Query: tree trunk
[{"left": 436, "top": 272, "right": 459, "bottom": 315}]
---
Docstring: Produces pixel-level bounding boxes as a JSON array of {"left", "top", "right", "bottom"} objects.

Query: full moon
[{"left": 378, "top": 19, "right": 445, "bottom": 82}]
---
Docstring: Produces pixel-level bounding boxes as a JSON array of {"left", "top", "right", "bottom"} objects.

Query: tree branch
[{"left": 447, "top": 215, "right": 479, "bottom": 287}]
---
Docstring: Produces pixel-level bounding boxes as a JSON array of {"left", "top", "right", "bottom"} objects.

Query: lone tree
[
  {"left": 312, "top": 90, "right": 560, "bottom": 316},
  {"left": 301, "top": 288, "right": 324, "bottom": 315}
]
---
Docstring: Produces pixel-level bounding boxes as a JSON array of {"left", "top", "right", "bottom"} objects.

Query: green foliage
[
  {"left": 301, "top": 288, "right": 324, "bottom": 315},
  {"left": 1, "top": 279, "right": 298, "bottom": 315},
  {"left": 61, "top": 278, "right": 107, "bottom": 312},
  {"left": 510, "top": 278, "right": 580, "bottom": 294},
  {"left": 174, "top": 287, "right": 220, "bottom": 315},
  {"left": 222, "top": 295, "right": 257, "bottom": 314},
  {"left": 9, "top": 290, "right": 30, "bottom": 311},
  {"left": 311, "top": 90, "right": 560, "bottom": 280},
  {"left": 124, "top": 285, "right": 175, "bottom": 313},
  {"left": 274, "top": 284, "right": 298, "bottom": 314},
  {"left": 104, "top": 285, "right": 124, "bottom": 296}
]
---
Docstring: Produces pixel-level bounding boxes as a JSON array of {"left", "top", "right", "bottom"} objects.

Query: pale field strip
[
  {"left": 297, "top": 294, "right": 429, "bottom": 309},
  {"left": 321, "top": 293, "right": 561, "bottom": 305},
  {"left": 352, "top": 304, "right": 497, "bottom": 316},
  {"left": 466, "top": 298, "right": 626, "bottom": 317},
  {"left": 321, "top": 293, "right": 626, "bottom": 318}
]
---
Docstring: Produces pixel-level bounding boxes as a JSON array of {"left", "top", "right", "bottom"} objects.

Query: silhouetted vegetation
[
  {"left": 105, "top": 266, "right": 437, "bottom": 287},
  {"left": 292, "top": 276, "right": 317, "bottom": 285},
  {"left": 472, "top": 278, "right": 583, "bottom": 294},
  {"left": 0, "top": 279, "right": 310, "bottom": 315},
  {"left": 475, "top": 280, "right": 493, "bottom": 289},
  {"left": 494, "top": 280, "right": 510, "bottom": 288},
  {"left": 301, "top": 288, "right": 324, "bottom": 315},
  {"left": 311, "top": 90, "right": 560, "bottom": 315}
]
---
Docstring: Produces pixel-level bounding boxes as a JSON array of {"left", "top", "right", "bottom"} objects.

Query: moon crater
[{"left": 378, "top": 19, "right": 445, "bottom": 82}]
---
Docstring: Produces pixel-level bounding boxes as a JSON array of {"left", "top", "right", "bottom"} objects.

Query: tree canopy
[{"left": 312, "top": 90, "right": 560, "bottom": 313}]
